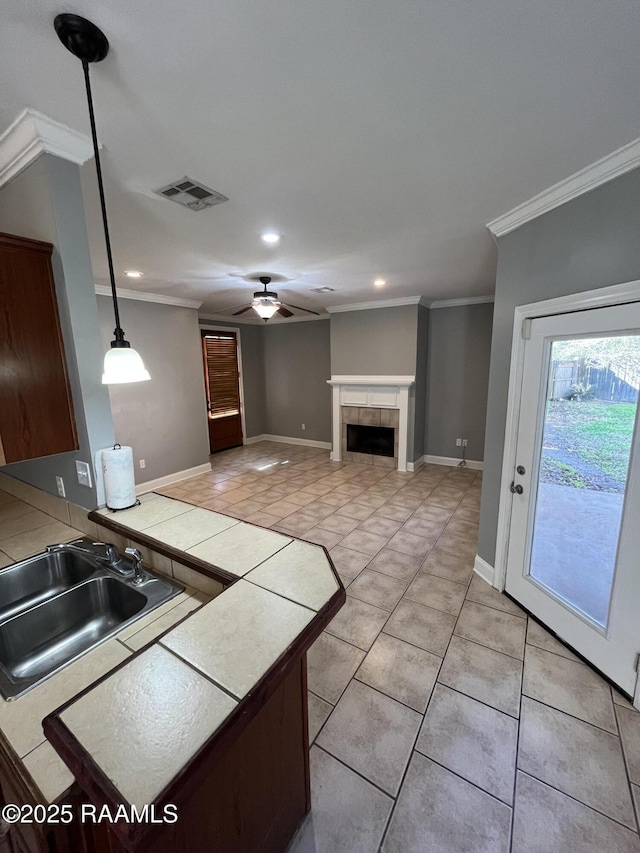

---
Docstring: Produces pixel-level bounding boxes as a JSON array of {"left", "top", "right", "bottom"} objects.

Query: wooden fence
[{"left": 549, "top": 359, "right": 639, "bottom": 403}]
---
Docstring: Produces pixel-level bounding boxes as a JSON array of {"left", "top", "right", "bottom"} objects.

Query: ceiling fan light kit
[
  {"left": 252, "top": 299, "right": 280, "bottom": 320},
  {"left": 229, "top": 276, "right": 319, "bottom": 322},
  {"left": 54, "top": 13, "right": 151, "bottom": 385}
]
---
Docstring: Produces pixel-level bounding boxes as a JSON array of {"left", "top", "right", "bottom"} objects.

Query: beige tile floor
[{"left": 160, "top": 441, "right": 640, "bottom": 853}]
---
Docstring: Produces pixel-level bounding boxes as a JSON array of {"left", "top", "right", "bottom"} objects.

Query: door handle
[{"left": 510, "top": 482, "right": 524, "bottom": 495}]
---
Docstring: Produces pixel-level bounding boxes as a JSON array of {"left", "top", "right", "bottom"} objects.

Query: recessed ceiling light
[
  {"left": 124, "top": 270, "right": 143, "bottom": 278},
  {"left": 261, "top": 232, "right": 281, "bottom": 245},
  {"left": 374, "top": 278, "right": 386, "bottom": 287}
]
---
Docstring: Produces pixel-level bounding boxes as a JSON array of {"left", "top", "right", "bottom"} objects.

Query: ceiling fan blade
[
  {"left": 232, "top": 306, "right": 253, "bottom": 315},
  {"left": 277, "top": 306, "right": 294, "bottom": 318},
  {"left": 282, "top": 302, "right": 320, "bottom": 315}
]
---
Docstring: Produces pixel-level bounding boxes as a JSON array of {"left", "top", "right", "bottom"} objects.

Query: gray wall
[
  {"left": 478, "top": 168, "right": 640, "bottom": 566},
  {"left": 413, "top": 305, "right": 430, "bottom": 462},
  {"left": 199, "top": 318, "right": 331, "bottom": 443},
  {"left": 425, "top": 303, "right": 493, "bottom": 462},
  {"left": 263, "top": 321, "right": 331, "bottom": 442},
  {"left": 234, "top": 324, "right": 266, "bottom": 439},
  {"left": 330, "top": 306, "right": 419, "bottom": 375},
  {"left": 0, "top": 155, "right": 114, "bottom": 508},
  {"left": 198, "top": 320, "right": 266, "bottom": 438},
  {"left": 101, "top": 298, "right": 210, "bottom": 484}
]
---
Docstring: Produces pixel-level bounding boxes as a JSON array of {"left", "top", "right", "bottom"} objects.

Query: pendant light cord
[{"left": 81, "top": 58, "right": 124, "bottom": 340}]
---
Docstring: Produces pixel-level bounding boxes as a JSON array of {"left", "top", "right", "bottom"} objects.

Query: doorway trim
[
  {"left": 199, "top": 324, "right": 248, "bottom": 448},
  {"left": 493, "top": 279, "right": 640, "bottom": 593}
]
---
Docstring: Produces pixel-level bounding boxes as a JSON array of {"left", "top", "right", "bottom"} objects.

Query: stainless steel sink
[
  {"left": 0, "top": 540, "right": 184, "bottom": 700},
  {"left": 0, "top": 551, "right": 96, "bottom": 623}
]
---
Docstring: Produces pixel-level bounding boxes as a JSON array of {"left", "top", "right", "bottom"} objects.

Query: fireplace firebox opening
[{"left": 346, "top": 424, "right": 395, "bottom": 458}]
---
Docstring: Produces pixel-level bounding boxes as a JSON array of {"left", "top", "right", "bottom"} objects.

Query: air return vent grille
[
  {"left": 310, "top": 287, "right": 335, "bottom": 293},
  {"left": 155, "top": 177, "right": 229, "bottom": 211}
]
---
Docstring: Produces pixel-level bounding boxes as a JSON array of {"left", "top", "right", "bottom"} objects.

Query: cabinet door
[{"left": 0, "top": 233, "right": 78, "bottom": 463}]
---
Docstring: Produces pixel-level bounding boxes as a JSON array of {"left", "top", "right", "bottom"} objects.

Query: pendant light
[{"left": 54, "top": 14, "right": 150, "bottom": 384}]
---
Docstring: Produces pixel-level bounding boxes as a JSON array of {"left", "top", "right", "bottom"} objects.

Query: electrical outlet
[
  {"left": 301, "top": 424, "right": 306, "bottom": 430},
  {"left": 139, "top": 459, "right": 146, "bottom": 469},
  {"left": 462, "top": 439, "right": 468, "bottom": 447},
  {"left": 55, "top": 476, "right": 66, "bottom": 498},
  {"left": 456, "top": 438, "right": 462, "bottom": 447},
  {"left": 75, "top": 460, "right": 92, "bottom": 488}
]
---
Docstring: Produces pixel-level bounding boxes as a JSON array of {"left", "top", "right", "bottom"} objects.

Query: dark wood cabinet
[{"left": 0, "top": 232, "right": 78, "bottom": 464}]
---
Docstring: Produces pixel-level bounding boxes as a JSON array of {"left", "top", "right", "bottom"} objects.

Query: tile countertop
[
  {"left": 0, "top": 582, "right": 211, "bottom": 806},
  {"left": 42, "top": 493, "right": 344, "bottom": 816}
]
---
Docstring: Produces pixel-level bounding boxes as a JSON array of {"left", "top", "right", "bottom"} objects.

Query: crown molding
[
  {"left": 95, "top": 285, "right": 202, "bottom": 310},
  {"left": 326, "top": 296, "right": 428, "bottom": 313},
  {"left": 0, "top": 109, "right": 95, "bottom": 190},
  {"left": 429, "top": 295, "right": 494, "bottom": 309},
  {"left": 487, "top": 136, "right": 640, "bottom": 238}
]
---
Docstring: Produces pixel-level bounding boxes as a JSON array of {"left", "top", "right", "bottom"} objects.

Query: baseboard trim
[
  {"left": 136, "top": 463, "right": 212, "bottom": 495},
  {"left": 407, "top": 456, "right": 426, "bottom": 473},
  {"left": 243, "top": 434, "right": 332, "bottom": 450},
  {"left": 423, "top": 454, "right": 484, "bottom": 471},
  {"left": 474, "top": 555, "right": 495, "bottom": 587}
]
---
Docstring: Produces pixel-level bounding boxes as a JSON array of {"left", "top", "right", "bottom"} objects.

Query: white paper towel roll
[{"left": 102, "top": 444, "right": 137, "bottom": 510}]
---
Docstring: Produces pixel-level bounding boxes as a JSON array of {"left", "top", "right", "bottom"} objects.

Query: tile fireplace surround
[
  {"left": 327, "top": 376, "right": 415, "bottom": 472},
  {"left": 341, "top": 409, "right": 399, "bottom": 468}
]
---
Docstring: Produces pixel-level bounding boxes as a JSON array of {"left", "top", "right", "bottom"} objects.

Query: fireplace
[
  {"left": 340, "top": 406, "right": 399, "bottom": 467},
  {"left": 347, "top": 424, "right": 394, "bottom": 458},
  {"left": 327, "top": 375, "right": 415, "bottom": 472}
]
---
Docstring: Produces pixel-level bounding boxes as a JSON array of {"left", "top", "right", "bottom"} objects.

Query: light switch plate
[{"left": 75, "top": 460, "right": 92, "bottom": 488}]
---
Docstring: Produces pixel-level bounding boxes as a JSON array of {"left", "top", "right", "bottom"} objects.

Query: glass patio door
[{"left": 505, "top": 302, "right": 640, "bottom": 697}]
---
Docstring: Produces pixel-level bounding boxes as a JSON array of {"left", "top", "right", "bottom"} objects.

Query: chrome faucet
[
  {"left": 124, "top": 547, "right": 145, "bottom": 585},
  {"left": 47, "top": 539, "right": 120, "bottom": 566},
  {"left": 47, "top": 538, "right": 146, "bottom": 582}
]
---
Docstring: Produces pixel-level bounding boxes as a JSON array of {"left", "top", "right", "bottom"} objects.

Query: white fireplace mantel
[{"left": 326, "top": 375, "right": 415, "bottom": 472}]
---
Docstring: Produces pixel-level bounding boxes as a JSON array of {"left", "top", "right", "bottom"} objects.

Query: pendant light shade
[
  {"left": 55, "top": 13, "right": 150, "bottom": 385},
  {"left": 102, "top": 347, "right": 151, "bottom": 384}
]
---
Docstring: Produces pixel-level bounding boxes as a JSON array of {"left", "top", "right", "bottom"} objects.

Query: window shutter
[{"left": 202, "top": 333, "right": 240, "bottom": 418}]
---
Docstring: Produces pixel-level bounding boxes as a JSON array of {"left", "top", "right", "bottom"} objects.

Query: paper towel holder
[{"left": 103, "top": 444, "right": 141, "bottom": 513}]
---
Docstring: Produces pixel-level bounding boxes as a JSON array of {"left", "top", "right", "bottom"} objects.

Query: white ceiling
[{"left": 2, "top": 0, "right": 640, "bottom": 316}]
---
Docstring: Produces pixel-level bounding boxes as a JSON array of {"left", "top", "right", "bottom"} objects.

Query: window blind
[{"left": 202, "top": 333, "right": 240, "bottom": 418}]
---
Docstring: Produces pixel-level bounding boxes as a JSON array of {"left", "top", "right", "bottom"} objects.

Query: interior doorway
[
  {"left": 496, "top": 283, "right": 640, "bottom": 703},
  {"left": 200, "top": 327, "right": 245, "bottom": 453}
]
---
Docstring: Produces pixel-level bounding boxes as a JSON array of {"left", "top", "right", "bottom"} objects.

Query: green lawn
[{"left": 540, "top": 401, "right": 637, "bottom": 492}]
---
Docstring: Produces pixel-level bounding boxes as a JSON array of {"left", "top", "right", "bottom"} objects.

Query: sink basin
[
  {"left": 0, "top": 551, "right": 96, "bottom": 623},
  {"left": 0, "top": 578, "right": 146, "bottom": 683},
  {"left": 0, "top": 541, "right": 184, "bottom": 700}
]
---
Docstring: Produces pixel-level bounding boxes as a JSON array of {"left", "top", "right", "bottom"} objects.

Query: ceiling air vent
[
  {"left": 310, "top": 286, "right": 335, "bottom": 293},
  {"left": 155, "top": 177, "right": 229, "bottom": 211}
]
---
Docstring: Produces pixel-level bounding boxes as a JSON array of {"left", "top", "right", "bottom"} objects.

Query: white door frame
[
  {"left": 494, "top": 279, "right": 640, "bottom": 594},
  {"left": 199, "top": 323, "right": 248, "bottom": 444}
]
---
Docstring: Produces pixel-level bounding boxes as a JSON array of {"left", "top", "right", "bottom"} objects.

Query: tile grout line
[
  {"left": 508, "top": 627, "right": 526, "bottom": 852},
  {"left": 520, "top": 690, "right": 621, "bottom": 737},
  {"left": 612, "top": 702, "right": 640, "bottom": 834}
]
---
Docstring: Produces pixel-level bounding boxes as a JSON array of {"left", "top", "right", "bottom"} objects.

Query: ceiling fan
[{"left": 229, "top": 276, "right": 320, "bottom": 322}]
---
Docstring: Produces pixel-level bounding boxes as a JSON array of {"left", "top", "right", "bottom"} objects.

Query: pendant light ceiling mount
[
  {"left": 54, "top": 14, "right": 109, "bottom": 64},
  {"left": 54, "top": 13, "right": 150, "bottom": 384}
]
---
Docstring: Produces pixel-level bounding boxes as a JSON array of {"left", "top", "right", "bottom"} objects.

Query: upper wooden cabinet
[{"left": 0, "top": 232, "right": 78, "bottom": 464}]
